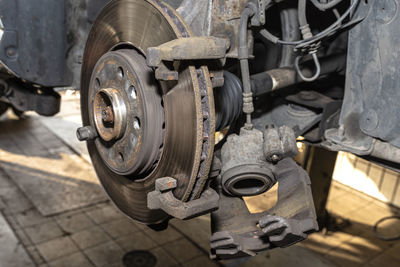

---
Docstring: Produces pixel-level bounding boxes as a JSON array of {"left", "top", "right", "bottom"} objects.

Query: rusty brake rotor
[{"left": 81, "top": 0, "right": 215, "bottom": 224}]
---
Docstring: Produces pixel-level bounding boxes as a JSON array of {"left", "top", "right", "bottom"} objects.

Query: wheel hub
[
  {"left": 94, "top": 88, "right": 127, "bottom": 142},
  {"left": 89, "top": 50, "right": 164, "bottom": 177}
]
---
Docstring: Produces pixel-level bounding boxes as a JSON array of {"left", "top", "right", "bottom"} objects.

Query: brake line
[{"left": 238, "top": 7, "right": 255, "bottom": 129}]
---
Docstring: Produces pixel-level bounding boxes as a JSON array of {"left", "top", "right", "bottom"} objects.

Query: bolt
[
  {"left": 360, "top": 109, "right": 379, "bottom": 132},
  {"left": 101, "top": 106, "right": 114, "bottom": 123},
  {"left": 271, "top": 154, "right": 280, "bottom": 163},
  {"left": 299, "top": 91, "right": 317, "bottom": 101},
  {"left": 76, "top": 126, "right": 98, "bottom": 141},
  {"left": 155, "top": 177, "right": 177, "bottom": 192},
  {"left": 6, "top": 47, "right": 16, "bottom": 58}
]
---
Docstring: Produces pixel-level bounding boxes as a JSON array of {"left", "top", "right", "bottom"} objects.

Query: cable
[
  {"left": 259, "top": 0, "right": 360, "bottom": 50},
  {"left": 296, "top": 0, "right": 359, "bottom": 50},
  {"left": 373, "top": 215, "right": 400, "bottom": 241},
  {"left": 298, "top": 0, "right": 308, "bottom": 28},
  {"left": 311, "top": 0, "right": 345, "bottom": 11},
  {"left": 295, "top": 0, "right": 322, "bottom": 82},
  {"left": 295, "top": 52, "right": 321, "bottom": 82}
]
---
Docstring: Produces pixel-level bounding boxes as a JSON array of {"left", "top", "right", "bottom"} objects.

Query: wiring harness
[
  {"left": 239, "top": 0, "right": 361, "bottom": 86},
  {"left": 237, "top": 0, "right": 362, "bottom": 128},
  {"left": 259, "top": 0, "right": 359, "bottom": 50}
]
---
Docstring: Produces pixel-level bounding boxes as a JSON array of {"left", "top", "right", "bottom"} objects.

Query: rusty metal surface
[
  {"left": 211, "top": 158, "right": 318, "bottom": 259},
  {"left": 147, "top": 177, "right": 219, "bottom": 219},
  {"left": 147, "top": 36, "right": 228, "bottom": 67},
  {"left": 80, "top": 0, "right": 215, "bottom": 224},
  {"left": 190, "top": 66, "right": 216, "bottom": 199},
  {"left": 210, "top": 0, "right": 248, "bottom": 58},
  {"left": 221, "top": 127, "right": 276, "bottom": 197},
  {"left": 89, "top": 49, "right": 164, "bottom": 177}
]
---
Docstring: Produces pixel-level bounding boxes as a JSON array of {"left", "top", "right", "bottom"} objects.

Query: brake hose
[{"left": 238, "top": 7, "right": 255, "bottom": 129}]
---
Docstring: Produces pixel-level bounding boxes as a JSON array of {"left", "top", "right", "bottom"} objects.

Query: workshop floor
[{"left": 0, "top": 91, "right": 399, "bottom": 267}]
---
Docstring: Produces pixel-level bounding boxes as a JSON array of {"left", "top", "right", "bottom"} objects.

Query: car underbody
[{"left": 0, "top": 0, "right": 399, "bottom": 260}]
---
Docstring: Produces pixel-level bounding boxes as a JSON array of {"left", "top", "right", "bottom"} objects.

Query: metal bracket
[
  {"left": 154, "top": 62, "right": 179, "bottom": 81},
  {"left": 248, "top": 0, "right": 266, "bottom": 26},
  {"left": 147, "top": 177, "right": 219, "bottom": 220},
  {"left": 210, "top": 158, "right": 318, "bottom": 259},
  {"left": 0, "top": 80, "right": 60, "bottom": 116},
  {"left": 263, "top": 125, "right": 298, "bottom": 162},
  {"left": 146, "top": 36, "right": 228, "bottom": 67}
]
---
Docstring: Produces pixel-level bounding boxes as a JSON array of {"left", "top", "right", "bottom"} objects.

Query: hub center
[
  {"left": 94, "top": 88, "right": 127, "bottom": 142},
  {"left": 88, "top": 49, "right": 164, "bottom": 177}
]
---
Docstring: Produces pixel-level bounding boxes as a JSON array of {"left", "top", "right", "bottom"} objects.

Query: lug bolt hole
[
  {"left": 133, "top": 117, "right": 141, "bottom": 131},
  {"left": 129, "top": 85, "right": 137, "bottom": 99},
  {"left": 118, "top": 67, "right": 124, "bottom": 78},
  {"left": 130, "top": 133, "right": 138, "bottom": 149}
]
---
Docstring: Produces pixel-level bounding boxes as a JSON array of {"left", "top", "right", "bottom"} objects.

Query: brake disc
[{"left": 81, "top": 0, "right": 215, "bottom": 224}]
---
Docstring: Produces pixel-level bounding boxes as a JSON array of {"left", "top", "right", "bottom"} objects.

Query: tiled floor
[
  {"left": 0, "top": 91, "right": 399, "bottom": 267},
  {"left": 0, "top": 98, "right": 218, "bottom": 267},
  {"left": 1, "top": 193, "right": 214, "bottom": 267},
  {"left": 301, "top": 182, "right": 400, "bottom": 267}
]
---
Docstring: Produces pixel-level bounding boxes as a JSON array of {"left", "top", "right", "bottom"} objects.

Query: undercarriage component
[
  {"left": 221, "top": 128, "right": 276, "bottom": 197},
  {"left": 263, "top": 125, "right": 298, "bottom": 162},
  {"left": 209, "top": 0, "right": 249, "bottom": 58},
  {"left": 211, "top": 122, "right": 318, "bottom": 259},
  {"left": 80, "top": 0, "right": 215, "bottom": 224},
  {"left": 2, "top": 0, "right": 382, "bottom": 261},
  {"left": 214, "top": 71, "right": 243, "bottom": 131},
  {"left": 211, "top": 158, "right": 318, "bottom": 259},
  {"left": 0, "top": 0, "right": 70, "bottom": 87},
  {"left": 210, "top": 185, "right": 270, "bottom": 259},
  {"left": 147, "top": 177, "right": 219, "bottom": 220},
  {"left": 146, "top": 36, "right": 229, "bottom": 68},
  {"left": 324, "top": 0, "right": 400, "bottom": 164},
  {"left": 89, "top": 49, "right": 164, "bottom": 177},
  {"left": 250, "top": 53, "right": 347, "bottom": 97},
  {"left": 0, "top": 80, "right": 60, "bottom": 116},
  {"left": 253, "top": 89, "right": 342, "bottom": 141}
]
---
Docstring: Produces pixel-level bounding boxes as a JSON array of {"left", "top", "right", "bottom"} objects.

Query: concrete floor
[{"left": 0, "top": 91, "right": 399, "bottom": 267}]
